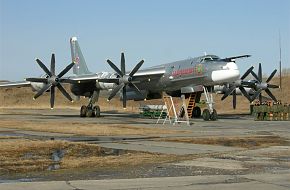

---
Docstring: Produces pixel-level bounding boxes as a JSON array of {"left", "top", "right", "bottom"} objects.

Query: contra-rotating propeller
[
  {"left": 221, "top": 66, "right": 254, "bottom": 109},
  {"left": 26, "top": 54, "right": 75, "bottom": 109},
  {"left": 250, "top": 63, "right": 279, "bottom": 103},
  {"left": 105, "top": 53, "right": 144, "bottom": 108}
]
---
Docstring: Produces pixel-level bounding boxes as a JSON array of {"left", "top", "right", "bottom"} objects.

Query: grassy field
[
  {"left": 0, "top": 119, "right": 189, "bottom": 136},
  {"left": 0, "top": 139, "right": 179, "bottom": 173}
]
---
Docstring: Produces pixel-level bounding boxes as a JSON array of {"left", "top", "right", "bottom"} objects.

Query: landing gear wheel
[
  {"left": 210, "top": 109, "right": 218, "bottom": 121},
  {"left": 179, "top": 107, "right": 185, "bottom": 118},
  {"left": 202, "top": 109, "right": 210, "bottom": 121},
  {"left": 94, "top": 106, "right": 101, "bottom": 117},
  {"left": 80, "top": 105, "right": 87, "bottom": 117},
  {"left": 192, "top": 107, "right": 201, "bottom": 118},
  {"left": 86, "top": 108, "right": 93, "bottom": 117}
]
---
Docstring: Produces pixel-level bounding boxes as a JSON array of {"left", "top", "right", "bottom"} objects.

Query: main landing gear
[
  {"left": 80, "top": 104, "right": 101, "bottom": 117},
  {"left": 202, "top": 86, "right": 218, "bottom": 121},
  {"left": 80, "top": 90, "right": 101, "bottom": 118}
]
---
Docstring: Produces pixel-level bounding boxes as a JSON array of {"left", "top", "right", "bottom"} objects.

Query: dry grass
[
  {"left": 161, "top": 135, "right": 290, "bottom": 148},
  {"left": 0, "top": 139, "right": 177, "bottom": 173},
  {"left": 0, "top": 120, "right": 188, "bottom": 136}
]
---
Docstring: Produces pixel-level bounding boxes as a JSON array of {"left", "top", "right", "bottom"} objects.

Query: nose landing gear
[{"left": 203, "top": 86, "right": 218, "bottom": 121}]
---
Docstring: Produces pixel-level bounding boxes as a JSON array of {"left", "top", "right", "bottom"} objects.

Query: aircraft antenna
[{"left": 279, "top": 31, "right": 282, "bottom": 91}]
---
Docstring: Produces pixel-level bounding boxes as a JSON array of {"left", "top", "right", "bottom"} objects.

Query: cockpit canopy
[{"left": 199, "top": 55, "right": 220, "bottom": 63}]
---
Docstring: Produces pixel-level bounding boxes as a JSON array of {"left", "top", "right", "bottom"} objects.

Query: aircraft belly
[{"left": 163, "top": 76, "right": 209, "bottom": 91}]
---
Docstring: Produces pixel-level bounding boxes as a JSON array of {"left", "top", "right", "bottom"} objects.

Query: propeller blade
[
  {"left": 121, "top": 53, "right": 125, "bottom": 75},
  {"left": 97, "top": 78, "right": 120, "bottom": 84},
  {"left": 258, "top": 63, "right": 262, "bottom": 82},
  {"left": 57, "top": 84, "right": 73, "bottom": 101},
  {"left": 59, "top": 78, "right": 78, "bottom": 84},
  {"left": 266, "top": 69, "right": 277, "bottom": 83},
  {"left": 33, "top": 83, "right": 52, "bottom": 99},
  {"left": 107, "top": 59, "right": 123, "bottom": 77},
  {"left": 129, "top": 60, "right": 144, "bottom": 77},
  {"left": 51, "top": 54, "right": 55, "bottom": 76},
  {"left": 108, "top": 83, "right": 125, "bottom": 101},
  {"left": 241, "top": 66, "right": 254, "bottom": 80},
  {"left": 129, "top": 83, "right": 143, "bottom": 97},
  {"left": 221, "top": 86, "right": 236, "bottom": 100},
  {"left": 26, "top": 78, "right": 48, "bottom": 83},
  {"left": 265, "top": 89, "right": 277, "bottom": 102},
  {"left": 241, "top": 81, "right": 255, "bottom": 87},
  {"left": 36, "top": 59, "right": 52, "bottom": 77},
  {"left": 122, "top": 86, "right": 127, "bottom": 108},
  {"left": 239, "top": 86, "right": 252, "bottom": 102},
  {"left": 233, "top": 89, "right": 236, "bottom": 109},
  {"left": 50, "top": 86, "right": 55, "bottom": 109},
  {"left": 267, "top": 84, "right": 279, "bottom": 88},
  {"left": 251, "top": 88, "right": 263, "bottom": 102},
  {"left": 58, "top": 62, "right": 75, "bottom": 78},
  {"left": 250, "top": 70, "right": 260, "bottom": 83},
  {"left": 129, "top": 82, "right": 141, "bottom": 92}
]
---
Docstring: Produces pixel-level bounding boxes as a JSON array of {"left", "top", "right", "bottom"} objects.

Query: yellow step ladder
[{"left": 186, "top": 93, "right": 197, "bottom": 118}]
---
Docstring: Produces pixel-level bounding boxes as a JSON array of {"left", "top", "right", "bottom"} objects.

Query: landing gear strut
[
  {"left": 203, "top": 86, "right": 218, "bottom": 121},
  {"left": 80, "top": 90, "right": 101, "bottom": 118}
]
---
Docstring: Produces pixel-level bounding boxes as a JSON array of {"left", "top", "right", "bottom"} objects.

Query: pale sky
[{"left": 1, "top": 0, "right": 289, "bottom": 80}]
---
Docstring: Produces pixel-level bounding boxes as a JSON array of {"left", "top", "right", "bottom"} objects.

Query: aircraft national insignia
[
  {"left": 195, "top": 64, "right": 203, "bottom": 74},
  {"left": 75, "top": 56, "right": 80, "bottom": 64}
]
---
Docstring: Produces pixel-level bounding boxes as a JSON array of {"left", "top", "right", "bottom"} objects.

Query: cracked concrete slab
[
  {"left": 174, "top": 158, "right": 246, "bottom": 170},
  {"left": 1, "top": 174, "right": 290, "bottom": 190},
  {"left": 98, "top": 140, "right": 244, "bottom": 155}
]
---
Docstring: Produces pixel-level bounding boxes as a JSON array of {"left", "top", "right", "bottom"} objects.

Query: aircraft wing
[
  {"left": 0, "top": 81, "right": 31, "bottom": 88},
  {"left": 221, "top": 55, "right": 251, "bottom": 62},
  {"left": 63, "top": 66, "right": 166, "bottom": 84}
]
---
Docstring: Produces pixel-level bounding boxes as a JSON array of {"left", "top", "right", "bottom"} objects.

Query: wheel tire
[
  {"left": 91, "top": 107, "right": 96, "bottom": 117},
  {"left": 202, "top": 109, "right": 210, "bottom": 121},
  {"left": 192, "top": 107, "right": 201, "bottom": 118},
  {"left": 86, "top": 108, "right": 93, "bottom": 117},
  {"left": 80, "top": 105, "right": 87, "bottom": 117},
  {"left": 179, "top": 107, "right": 185, "bottom": 118},
  {"left": 94, "top": 105, "right": 101, "bottom": 117},
  {"left": 210, "top": 109, "right": 218, "bottom": 121}
]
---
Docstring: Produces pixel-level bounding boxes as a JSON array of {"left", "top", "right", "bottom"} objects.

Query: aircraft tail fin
[{"left": 70, "top": 37, "right": 91, "bottom": 75}]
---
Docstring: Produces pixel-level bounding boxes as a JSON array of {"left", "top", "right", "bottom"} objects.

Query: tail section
[{"left": 70, "top": 37, "right": 91, "bottom": 75}]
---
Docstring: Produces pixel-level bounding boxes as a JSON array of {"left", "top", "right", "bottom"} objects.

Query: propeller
[
  {"left": 250, "top": 63, "right": 279, "bottom": 102},
  {"left": 221, "top": 66, "right": 254, "bottom": 109},
  {"left": 106, "top": 53, "right": 144, "bottom": 108},
  {"left": 26, "top": 53, "right": 74, "bottom": 109}
]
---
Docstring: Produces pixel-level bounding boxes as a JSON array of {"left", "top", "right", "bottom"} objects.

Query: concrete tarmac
[
  {"left": 0, "top": 108, "right": 290, "bottom": 189},
  {"left": 1, "top": 173, "right": 290, "bottom": 190}
]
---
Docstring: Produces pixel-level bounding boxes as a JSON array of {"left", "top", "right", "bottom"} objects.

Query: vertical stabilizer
[{"left": 70, "top": 37, "right": 91, "bottom": 75}]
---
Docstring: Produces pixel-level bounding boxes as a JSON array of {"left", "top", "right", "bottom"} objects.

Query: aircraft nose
[{"left": 211, "top": 62, "right": 240, "bottom": 83}]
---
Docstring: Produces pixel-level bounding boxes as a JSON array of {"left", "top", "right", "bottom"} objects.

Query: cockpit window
[{"left": 200, "top": 56, "right": 220, "bottom": 62}]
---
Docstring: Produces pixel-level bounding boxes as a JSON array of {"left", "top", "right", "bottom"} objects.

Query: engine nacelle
[
  {"left": 30, "top": 74, "right": 49, "bottom": 92},
  {"left": 120, "top": 89, "right": 162, "bottom": 101},
  {"left": 214, "top": 85, "right": 255, "bottom": 96},
  {"left": 30, "top": 82, "right": 46, "bottom": 92},
  {"left": 95, "top": 72, "right": 118, "bottom": 90}
]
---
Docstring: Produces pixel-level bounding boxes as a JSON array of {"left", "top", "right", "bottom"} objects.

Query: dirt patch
[
  {"left": 0, "top": 120, "right": 189, "bottom": 136},
  {"left": 0, "top": 139, "right": 178, "bottom": 174},
  {"left": 160, "top": 136, "right": 290, "bottom": 148}
]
